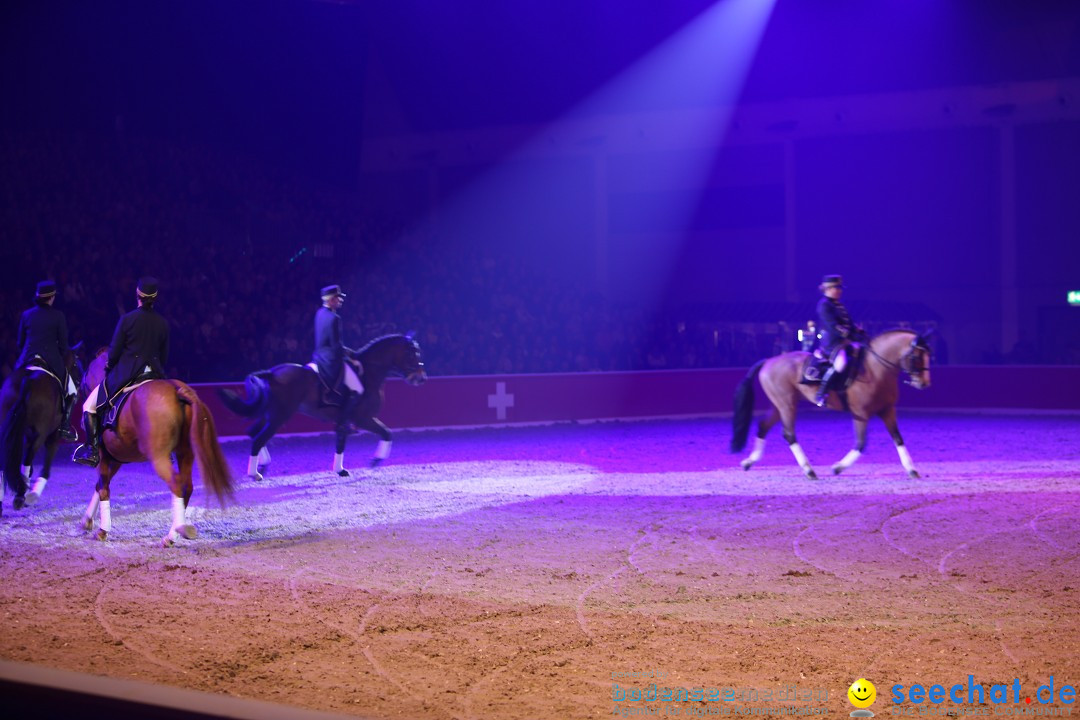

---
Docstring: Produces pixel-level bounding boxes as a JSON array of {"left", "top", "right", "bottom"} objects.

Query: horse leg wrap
[
  {"left": 99, "top": 500, "right": 112, "bottom": 533},
  {"left": 21, "top": 465, "right": 31, "bottom": 479},
  {"left": 375, "top": 440, "right": 391, "bottom": 460},
  {"left": 748, "top": 437, "right": 765, "bottom": 463},
  {"left": 333, "top": 452, "right": 345, "bottom": 473},
  {"left": 257, "top": 446, "right": 271, "bottom": 466},
  {"left": 896, "top": 445, "right": 916, "bottom": 474},
  {"left": 833, "top": 449, "right": 861, "bottom": 473},
  {"left": 26, "top": 477, "right": 48, "bottom": 505},
  {"left": 171, "top": 495, "right": 186, "bottom": 531},
  {"left": 247, "top": 455, "right": 260, "bottom": 477},
  {"left": 788, "top": 443, "right": 813, "bottom": 474}
]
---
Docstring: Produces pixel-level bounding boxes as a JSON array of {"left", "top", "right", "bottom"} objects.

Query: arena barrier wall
[{"left": 196, "top": 366, "right": 1080, "bottom": 439}]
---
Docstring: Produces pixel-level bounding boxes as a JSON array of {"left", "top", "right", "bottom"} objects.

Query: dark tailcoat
[
  {"left": 104, "top": 306, "right": 169, "bottom": 400},
  {"left": 312, "top": 305, "right": 355, "bottom": 390},
  {"left": 816, "top": 296, "right": 855, "bottom": 355},
  {"left": 15, "top": 305, "right": 70, "bottom": 380}
]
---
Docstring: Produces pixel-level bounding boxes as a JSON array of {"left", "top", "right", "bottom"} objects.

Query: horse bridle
[{"left": 867, "top": 337, "right": 931, "bottom": 388}]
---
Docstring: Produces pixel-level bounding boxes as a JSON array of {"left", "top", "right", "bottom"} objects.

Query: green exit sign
[{"left": 1071, "top": 290, "right": 1080, "bottom": 306}]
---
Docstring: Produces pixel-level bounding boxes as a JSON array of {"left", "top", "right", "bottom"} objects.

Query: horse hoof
[
  {"left": 831, "top": 465, "right": 844, "bottom": 475},
  {"left": 96, "top": 529, "right": 108, "bottom": 541},
  {"left": 247, "top": 472, "right": 264, "bottom": 483},
  {"left": 337, "top": 469, "right": 351, "bottom": 478},
  {"left": 740, "top": 459, "right": 753, "bottom": 471},
  {"left": 81, "top": 516, "right": 93, "bottom": 532},
  {"left": 162, "top": 535, "right": 175, "bottom": 548},
  {"left": 24, "top": 492, "right": 40, "bottom": 506},
  {"left": 805, "top": 469, "right": 819, "bottom": 480},
  {"left": 908, "top": 470, "right": 921, "bottom": 479},
  {"left": 12, "top": 495, "right": 25, "bottom": 510},
  {"left": 179, "top": 524, "right": 197, "bottom": 540},
  {"left": 370, "top": 457, "right": 383, "bottom": 468}
]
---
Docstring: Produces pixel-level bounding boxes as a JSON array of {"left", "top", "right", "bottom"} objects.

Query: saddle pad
[{"left": 101, "top": 379, "right": 155, "bottom": 430}]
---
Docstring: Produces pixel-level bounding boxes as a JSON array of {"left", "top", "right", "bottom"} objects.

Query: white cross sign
[{"left": 487, "top": 381, "right": 515, "bottom": 420}]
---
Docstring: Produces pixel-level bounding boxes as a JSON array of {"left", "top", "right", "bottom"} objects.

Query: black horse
[
  {"left": 0, "top": 347, "right": 82, "bottom": 513},
  {"left": 218, "top": 334, "right": 426, "bottom": 479}
]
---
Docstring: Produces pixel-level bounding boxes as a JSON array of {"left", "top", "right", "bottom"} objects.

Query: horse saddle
[
  {"left": 99, "top": 373, "right": 159, "bottom": 430},
  {"left": 799, "top": 352, "right": 829, "bottom": 385},
  {"left": 800, "top": 345, "right": 865, "bottom": 388},
  {"left": 306, "top": 362, "right": 349, "bottom": 409}
]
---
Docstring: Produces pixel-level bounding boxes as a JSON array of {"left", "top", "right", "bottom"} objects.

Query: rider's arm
[
  {"left": 57, "top": 312, "right": 70, "bottom": 357},
  {"left": 106, "top": 317, "right": 126, "bottom": 372},
  {"left": 160, "top": 324, "right": 170, "bottom": 370}
]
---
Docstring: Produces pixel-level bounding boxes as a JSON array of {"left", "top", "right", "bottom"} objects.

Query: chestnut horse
[
  {"left": 731, "top": 329, "right": 931, "bottom": 479},
  {"left": 218, "top": 334, "right": 426, "bottom": 480},
  {"left": 79, "top": 350, "right": 234, "bottom": 545},
  {"left": 0, "top": 347, "right": 82, "bottom": 513}
]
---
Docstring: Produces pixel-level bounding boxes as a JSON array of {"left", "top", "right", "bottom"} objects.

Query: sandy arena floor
[{"left": 1, "top": 411, "right": 1078, "bottom": 719}]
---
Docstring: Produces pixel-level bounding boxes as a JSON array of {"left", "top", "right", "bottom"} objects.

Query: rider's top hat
[
  {"left": 321, "top": 284, "right": 346, "bottom": 299},
  {"left": 820, "top": 274, "right": 844, "bottom": 289},
  {"left": 137, "top": 276, "right": 159, "bottom": 298},
  {"left": 35, "top": 280, "right": 57, "bottom": 298}
]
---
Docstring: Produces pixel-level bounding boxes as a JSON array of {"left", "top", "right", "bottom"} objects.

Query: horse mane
[
  {"left": 356, "top": 333, "right": 412, "bottom": 355},
  {"left": 874, "top": 327, "right": 930, "bottom": 352}
]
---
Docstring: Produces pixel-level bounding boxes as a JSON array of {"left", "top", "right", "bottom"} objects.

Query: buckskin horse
[
  {"left": 731, "top": 329, "right": 932, "bottom": 478},
  {"left": 0, "top": 347, "right": 82, "bottom": 514},
  {"left": 218, "top": 333, "right": 426, "bottom": 480},
  {"left": 78, "top": 349, "right": 234, "bottom": 545}
]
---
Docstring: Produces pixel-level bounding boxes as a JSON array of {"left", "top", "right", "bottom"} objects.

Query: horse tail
[
  {"left": 730, "top": 359, "right": 766, "bottom": 453},
  {"left": 0, "top": 374, "right": 30, "bottom": 497},
  {"left": 216, "top": 372, "right": 270, "bottom": 418},
  {"left": 177, "top": 384, "right": 235, "bottom": 505}
]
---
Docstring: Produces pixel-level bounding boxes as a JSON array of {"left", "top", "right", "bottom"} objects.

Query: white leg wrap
[
  {"left": 333, "top": 452, "right": 345, "bottom": 473},
  {"left": 31, "top": 477, "right": 47, "bottom": 495},
  {"left": 247, "top": 455, "right": 260, "bottom": 477},
  {"left": 375, "top": 440, "right": 391, "bottom": 460},
  {"left": 85, "top": 493, "right": 100, "bottom": 519},
  {"left": 897, "top": 445, "right": 916, "bottom": 473},
  {"left": 257, "top": 446, "right": 271, "bottom": 465},
  {"left": 99, "top": 500, "right": 112, "bottom": 533},
  {"left": 836, "top": 449, "right": 861, "bottom": 470},
  {"left": 21, "top": 464, "right": 31, "bottom": 479},
  {"left": 789, "top": 442, "right": 812, "bottom": 471},
  {"left": 171, "top": 495, "right": 186, "bottom": 530},
  {"left": 748, "top": 437, "right": 765, "bottom": 463}
]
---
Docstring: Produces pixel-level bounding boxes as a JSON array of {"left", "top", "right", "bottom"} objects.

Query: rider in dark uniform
[
  {"left": 814, "top": 274, "right": 859, "bottom": 407},
  {"left": 74, "top": 277, "right": 170, "bottom": 468},
  {"left": 312, "top": 285, "right": 364, "bottom": 465},
  {"left": 15, "top": 280, "right": 78, "bottom": 440}
]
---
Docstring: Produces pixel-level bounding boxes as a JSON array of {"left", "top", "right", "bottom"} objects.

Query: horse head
[
  {"left": 900, "top": 334, "right": 932, "bottom": 389},
  {"left": 358, "top": 334, "right": 427, "bottom": 386},
  {"left": 870, "top": 330, "right": 931, "bottom": 390},
  {"left": 81, "top": 347, "right": 110, "bottom": 395}
]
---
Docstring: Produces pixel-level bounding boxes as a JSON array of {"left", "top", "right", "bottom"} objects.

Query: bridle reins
[{"left": 866, "top": 334, "right": 930, "bottom": 386}]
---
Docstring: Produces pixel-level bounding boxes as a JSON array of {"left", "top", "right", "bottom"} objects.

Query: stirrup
[
  {"left": 73, "top": 445, "right": 100, "bottom": 468},
  {"left": 59, "top": 425, "right": 78, "bottom": 442}
]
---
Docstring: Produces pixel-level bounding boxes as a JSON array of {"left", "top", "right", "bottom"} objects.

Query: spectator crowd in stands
[{"left": 0, "top": 130, "right": 1010, "bottom": 384}]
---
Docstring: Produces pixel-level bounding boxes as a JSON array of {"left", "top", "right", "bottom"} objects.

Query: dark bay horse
[
  {"left": 731, "top": 329, "right": 931, "bottom": 479},
  {"left": 218, "top": 334, "right": 426, "bottom": 480},
  {"left": 0, "top": 348, "right": 82, "bottom": 514},
  {"left": 79, "top": 350, "right": 234, "bottom": 545}
]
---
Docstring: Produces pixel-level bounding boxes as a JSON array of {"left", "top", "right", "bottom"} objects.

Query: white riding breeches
[
  {"left": 832, "top": 348, "right": 848, "bottom": 373},
  {"left": 83, "top": 385, "right": 100, "bottom": 413},
  {"left": 344, "top": 362, "right": 363, "bottom": 394}
]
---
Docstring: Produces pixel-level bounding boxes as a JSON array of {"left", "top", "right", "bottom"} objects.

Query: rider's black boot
[
  {"left": 815, "top": 368, "right": 837, "bottom": 407},
  {"left": 58, "top": 394, "right": 78, "bottom": 442},
  {"left": 72, "top": 412, "right": 102, "bottom": 467}
]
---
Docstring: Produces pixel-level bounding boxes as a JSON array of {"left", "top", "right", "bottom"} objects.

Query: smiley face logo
[{"left": 848, "top": 678, "right": 877, "bottom": 709}]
